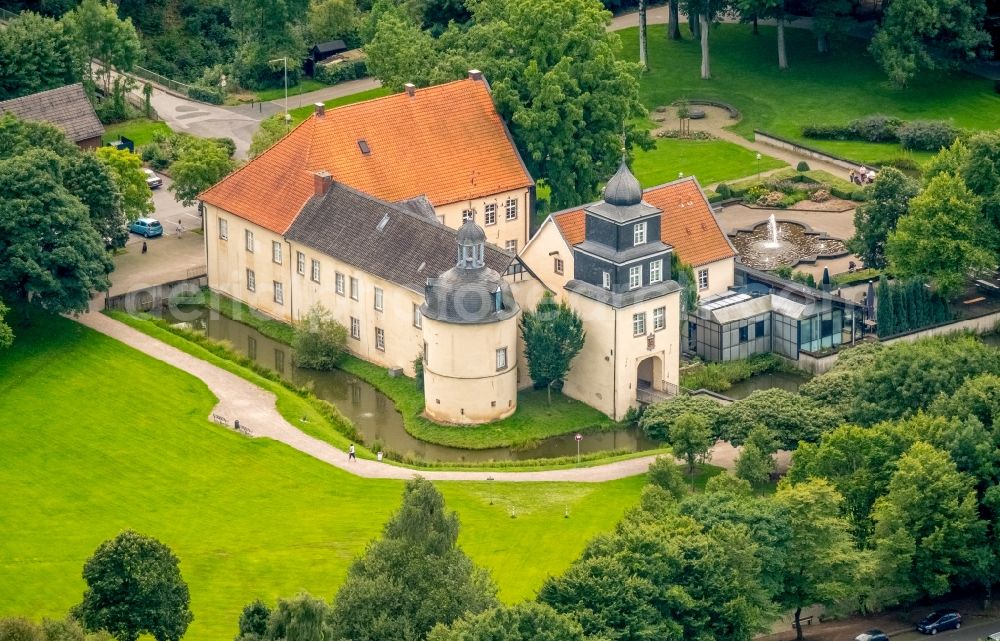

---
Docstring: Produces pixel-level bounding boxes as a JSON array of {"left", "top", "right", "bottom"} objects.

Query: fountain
[
  {"left": 729, "top": 218, "right": 848, "bottom": 269},
  {"left": 764, "top": 213, "right": 781, "bottom": 249}
]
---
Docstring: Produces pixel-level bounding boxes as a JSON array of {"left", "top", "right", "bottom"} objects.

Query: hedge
[{"left": 314, "top": 59, "right": 368, "bottom": 85}]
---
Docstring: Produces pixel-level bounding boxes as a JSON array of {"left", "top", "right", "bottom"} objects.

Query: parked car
[
  {"left": 143, "top": 168, "right": 162, "bottom": 189},
  {"left": 988, "top": 632, "right": 1000, "bottom": 641},
  {"left": 854, "top": 630, "right": 889, "bottom": 641},
  {"left": 917, "top": 609, "right": 961, "bottom": 635},
  {"left": 129, "top": 217, "right": 163, "bottom": 238}
]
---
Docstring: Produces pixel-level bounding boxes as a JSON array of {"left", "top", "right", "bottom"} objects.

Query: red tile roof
[
  {"left": 552, "top": 177, "right": 736, "bottom": 267},
  {"left": 201, "top": 78, "right": 533, "bottom": 234}
]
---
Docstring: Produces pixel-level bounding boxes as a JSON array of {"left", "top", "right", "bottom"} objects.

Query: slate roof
[
  {"left": 0, "top": 83, "right": 104, "bottom": 144},
  {"left": 312, "top": 40, "right": 347, "bottom": 56},
  {"left": 552, "top": 176, "right": 736, "bottom": 267},
  {"left": 286, "top": 181, "right": 514, "bottom": 293},
  {"left": 201, "top": 77, "right": 534, "bottom": 234}
]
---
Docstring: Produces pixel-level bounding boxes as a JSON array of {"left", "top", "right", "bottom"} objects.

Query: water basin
[{"left": 154, "top": 306, "right": 661, "bottom": 463}]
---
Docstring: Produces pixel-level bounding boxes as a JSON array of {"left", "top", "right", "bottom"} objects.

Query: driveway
[{"left": 110, "top": 175, "right": 206, "bottom": 297}]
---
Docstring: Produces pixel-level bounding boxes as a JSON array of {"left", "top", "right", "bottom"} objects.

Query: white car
[{"left": 143, "top": 168, "right": 162, "bottom": 189}]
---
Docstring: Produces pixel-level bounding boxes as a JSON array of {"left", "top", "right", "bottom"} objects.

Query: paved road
[{"left": 893, "top": 618, "right": 1000, "bottom": 641}]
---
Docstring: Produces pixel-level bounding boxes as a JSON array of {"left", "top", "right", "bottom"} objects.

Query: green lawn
[
  {"left": 340, "top": 357, "right": 618, "bottom": 450},
  {"left": 254, "top": 79, "right": 330, "bottom": 102},
  {"left": 0, "top": 314, "right": 646, "bottom": 641},
  {"left": 286, "top": 87, "right": 393, "bottom": 126},
  {"left": 101, "top": 118, "right": 172, "bottom": 146},
  {"left": 632, "top": 137, "right": 786, "bottom": 188},
  {"left": 619, "top": 23, "right": 1000, "bottom": 165}
]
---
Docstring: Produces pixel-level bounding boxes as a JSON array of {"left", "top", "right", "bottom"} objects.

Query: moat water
[{"left": 154, "top": 306, "right": 661, "bottom": 463}]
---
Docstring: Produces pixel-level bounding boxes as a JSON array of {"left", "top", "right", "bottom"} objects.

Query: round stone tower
[{"left": 420, "top": 220, "right": 520, "bottom": 425}]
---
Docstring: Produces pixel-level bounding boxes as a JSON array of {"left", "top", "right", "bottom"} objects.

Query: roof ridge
[
  {"left": 201, "top": 116, "right": 315, "bottom": 202},
  {"left": 320, "top": 77, "right": 478, "bottom": 117},
  {"left": 0, "top": 82, "right": 85, "bottom": 106}
]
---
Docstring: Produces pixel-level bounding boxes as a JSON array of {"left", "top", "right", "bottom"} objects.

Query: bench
[
  {"left": 975, "top": 279, "right": 1000, "bottom": 290},
  {"left": 212, "top": 413, "right": 228, "bottom": 426},
  {"left": 793, "top": 616, "right": 815, "bottom": 630},
  {"left": 964, "top": 296, "right": 987, "bottom": 305}
]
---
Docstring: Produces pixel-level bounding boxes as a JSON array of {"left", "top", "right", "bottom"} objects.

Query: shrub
[
  {"left": 293, "top": 304, "right": 348, "bottom": 370},
  {"left": 810, "top": 189, "right": 831, "bottom": 202},
  {"left": 716, "top": 183, "right": 732, "bottom": 199},
  {"left": 639, "top": 395, "right": 726, "bottom": 441},
  {"left": 743, "top": 184, "right": 768, "bottom": 203},
  {"left": 141, "top": 143, "right": 171, "bottom": 170},
  {"left": 796, "top": 161, "right": 810, "bottom": 171},
  {"left": 210, "top": 137, "right": 236, "bottom": 158},
  {"left": 187, "top": 84, "right": 224, "bottom": 104},
  {"left": 314, "top": 59, "right": 368, "bottom": 85},
  {"left": 758, "top": 191, "right": 785, "bottom": 207},
  {"left": 879, "top": 157, "right": 921, "bottom": 172},
  {"left": 897, "top": 120, "right": 961, "bottom": 151},
  {"left": 801, "top": 123, "right": 854, "bottom": 140},
  {"left": 848, "top": 114, "right": 903, "bottom": 142}
]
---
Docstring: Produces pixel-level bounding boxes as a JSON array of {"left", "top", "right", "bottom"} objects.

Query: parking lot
[{"left": 107, "top": 175, "right": 207, "bottom": 298}]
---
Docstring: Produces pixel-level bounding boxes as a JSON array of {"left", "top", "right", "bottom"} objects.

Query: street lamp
[
  {"left": 268, "top": 57, "right": 289, "bottom": 127},
  {"left": 575, "top": 432, "right": 582, "bottom": 464},
  {"left": 756, "top": 152, "right": 762, "bottom": 180}
]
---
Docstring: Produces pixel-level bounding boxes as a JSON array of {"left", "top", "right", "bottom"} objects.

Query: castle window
[
  {"left": 272, "top": 241, "right": 282, "bottom": 264},
  {"left": 350, "top": 277, "right": 359, "bottom": 300},
  {"left": 246, "top": 268, "right": 255, "bottom": 292},
  {"left": 653, "top": 306, "right": 666, "bottom": 331},
  {"left": 218, "top": 218, "right": 228, "bottom": 240},
  {"left": 311, "top": 259, "right": 321, "bottom": 283},
  {"left": 296, "top": 251, "right": 305, "bottom": 275},
  {"left": 375, "top": 327, "right": 385, "bottom": 351},
  {"left": 350, "top": 317, "right": 360, "bottom": 340},
  {"left": 273, "top": 281, "right": 283, "bottom": 304},
  {"left": 245, "top": 229, "right": 254, "bottom": 252},
  {"left": 698, "top": 268, "right": 709, "bottom": 290},
  {"left": 634, "top": 222, "right": 647, "bottom": 246},
  {"left": 629, "top": 265, "right": 642, "bottom": 290},
  {"left": 649, "top": 259, "right": 663, "bottom": 283},
  {"left": 413, "top": 303, "right": 422, "bottom": 328},
  {"left": 484, "top": 203, "right": 497, "bottom": 226},
  {"left": 602, "top": 271, "right": 611, "bottom": 290},
  {"left": 336, "top": 272, "right": 345, "bottom": 295},
  {"left": 462, "top": 209, "right": 475, "bottom": 222},
  {"left": 505, "top": 239, "right": 517, "bottom": 254},
  {"left": 496, "top": 347, "right": 508, "bottom": 371},
  {"left": 632, "top": 312, "right": 646, "bottom": 336},
  {"left": 505, "top": 198, "right": 518, "bottom": 220},
  {"left": 374, "top": 287, "right": 384, "bottom": 311},
  {"left": 554, "top": 257, "right": 564, "bottom": 275}
]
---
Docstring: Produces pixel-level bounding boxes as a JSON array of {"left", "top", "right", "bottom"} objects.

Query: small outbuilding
[
  {"left": 0, "top": 83, "right": 104, "bottom": 149},
  {"left": 305, "top": 40, "right": 348, "bottom": 76}
]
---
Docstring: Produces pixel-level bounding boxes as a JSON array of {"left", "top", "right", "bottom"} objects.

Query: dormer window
[
  {"left": 494, "top": 286, "right": 503, "bottom": 312},
  {"left": 634, "top": 221, "right": 647, "bottom": 246}
]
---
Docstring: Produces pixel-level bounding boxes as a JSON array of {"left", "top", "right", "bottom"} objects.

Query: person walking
[
  {"left": 348, "top": 444, "right": 356, "bottom": 461},
  {"left": 141, "top": 241, "right": 148, "bottom": 254}
]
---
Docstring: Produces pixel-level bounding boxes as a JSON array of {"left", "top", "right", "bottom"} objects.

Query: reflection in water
[
  {"left": 156, "top": 306, "right": 661, "bottom": 462},
  {"left": 723, "top": 371, "right": 811, "bottom": 400}
]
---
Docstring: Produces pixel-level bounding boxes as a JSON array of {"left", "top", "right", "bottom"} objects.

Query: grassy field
[
  {"left": 286, "top": 86, "right": 393, "bottom": 126},
  {"left": 254, "top": 79, "right": 330, "bottom": 102},
  {"left": 0, "top": 314, "right": 646, "bottom": 641},
  {"left": 632, "top": 137, "right": 785, "bottom": 187},
  {"left": 618, "top": 24, "right": 1000, "bottom": 165},
  {"left": 101, "top": 118, "right": 172, "bottom": 146}
]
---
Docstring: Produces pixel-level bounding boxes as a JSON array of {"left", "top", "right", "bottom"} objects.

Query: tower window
[
  {"left": 554, "top": 257, "right": 564, "bottom": 275},
  {"left": 496, "top": 347, "right": 508, "bottom": 371},
  {"left": 628, "top": 265, "right": 642, "bottom": 290},
  {"left": 634, "top": 222, "right": 647, "bottom": 246},
  {"left": 649, "top": 259, "right": 663, "bottom": 283},
  {"left": 602, "top": 271, "right": 611, "bottom": 290}
]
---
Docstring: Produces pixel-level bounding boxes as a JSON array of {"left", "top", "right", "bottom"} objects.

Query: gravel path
[{"left": 75, "top": 311, "right": 685, "bottom": 482}]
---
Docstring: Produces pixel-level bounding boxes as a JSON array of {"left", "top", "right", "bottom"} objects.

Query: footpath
[{"left": 74, "top": 310, "right": 770, "bottom": 482}]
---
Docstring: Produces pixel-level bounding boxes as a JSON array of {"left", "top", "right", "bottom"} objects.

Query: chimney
[
  {"left": 313, "top": 170, "right": 332, "bottom": 196},
  {"left": 314, "top": 102, "right": 325, "bottom": 117},
  {"left": 404, "top": 83, "right": 416, "bottom": 97},
  {"left": 468, "top": 69, "right": 483, "bottom": 81}
]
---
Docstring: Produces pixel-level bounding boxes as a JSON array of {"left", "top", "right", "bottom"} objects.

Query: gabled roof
[
  {"left": 551, "top": 177, "right": 736, "bottom": 267},
  {"left": 0, "top": 83, "right": 103, "bottom": 143},
  {"left": 312, "top": 40, "right": 347, "bottom": 55},
  {"left": 201, "top": 77, "right": 533, "bottom": 234},
  {"left": 286, "top": 181, "right": 513, "bottom": 293}
]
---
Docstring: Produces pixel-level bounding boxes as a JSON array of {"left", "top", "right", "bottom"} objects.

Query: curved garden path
[{"left": 76, "top": 311, "right": 772, "bottom": 482}]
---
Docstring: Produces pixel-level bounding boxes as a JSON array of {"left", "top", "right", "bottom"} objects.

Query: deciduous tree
[
  {"left": 645, "top": 453, "right": 688, "bottom": 499},
  {"left": 329, "top": 478, "right": 497, "bottom": 641},
  {"left": 519, "top": 293, "right": 585, "bottom": 403},
  {"left": 265, "top": 594, "right": 330, "bottom": 641},
  {"left": 638, "top": 394, "right": 724, "bottom": 442},
  {"left": 427, "top": 603, "right": 587, "bottom": 641},
  {"left": 293, "top": 304, "right": 348, "bottom": 370},
  {"left": 735, "top": 426, "right": 777, "bottom": 491},
  {"left": 0, "top": 11, "right": 82, "bottom": 100},
  {"left": 62, "top": 0, "right": 142, "bottom": 95},
  {"left": 735, "top": 0, "right": 791, "bottom": 68},
  {"left": 0, "top": 300, "right": 12, "bottom": 349},
  {"left": 236, "top": 600, "right": 271, "bottom": 641},
  {"left": 668, "top": 412, "right": 713, "bottom": 474},
  {"left": 63, "top": 153, "right": 129, "bottom": 249},
  {"left": 871, "top": 442, "right": 989, "bottom": 606},
  {"left": 887, "top": 172, "right": 997, "bottom": 297},
  {"left": 772, "top": 479, "right": 860, "bottom": 640},
  {"left": 74, "top": 530, "right": 193, "bottom": 641},
  {"left": 169, "top": 137, "right": 236, "bottom": 206},
  {"left": 848, "top": 167, "right": 919, "bottom": 270},
  {"left": 94, "top": 147, "right": 153, "bottom": 222},
  {"left": 869, "top": 0, "right": 991, "bottom": 87},
  {"left": 718, "top": 388, "right": 839, "bottom": 449},
  {"left": 681, "top": 0, "right": 732, "bottom": 79}
]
